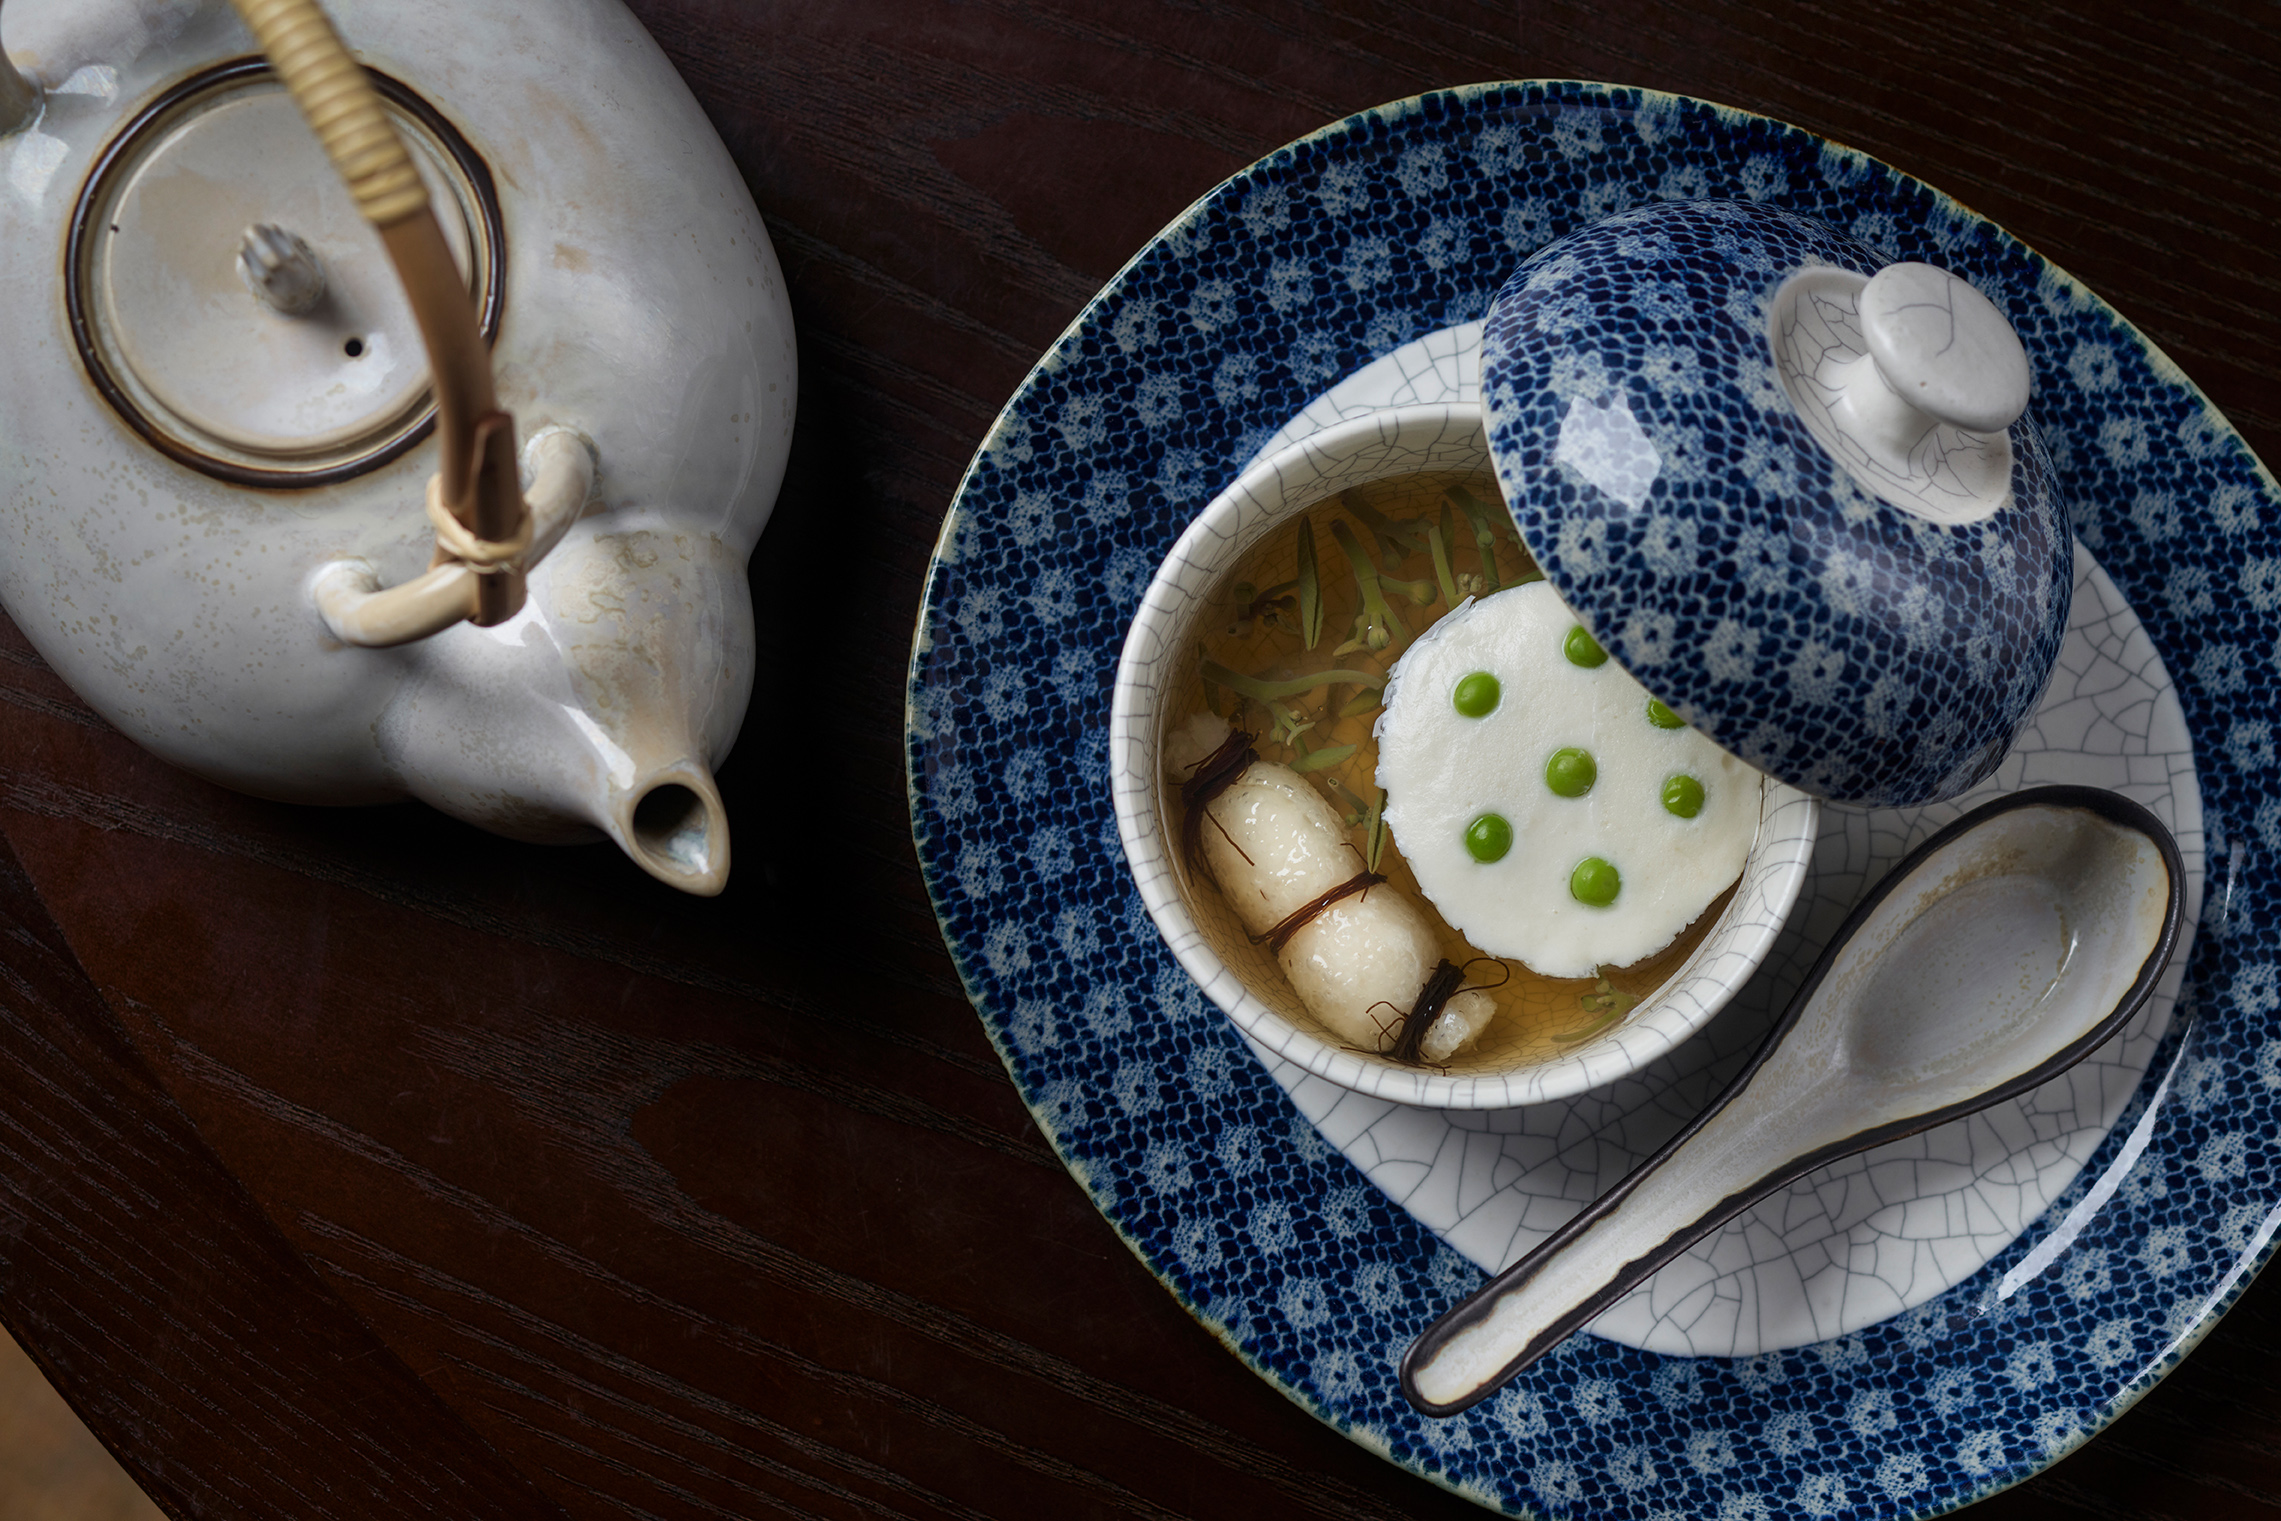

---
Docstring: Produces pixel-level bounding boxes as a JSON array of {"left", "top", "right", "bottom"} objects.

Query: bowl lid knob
[
  {"left": 1479, "top": 201, "right": 2072, "bottom": 809},
  {"left": 1860, "top": 261, "right": 2031, "bottom": 434},
  {"left": 1772, "top": 260, "right": 2031, "bottom": 526}
]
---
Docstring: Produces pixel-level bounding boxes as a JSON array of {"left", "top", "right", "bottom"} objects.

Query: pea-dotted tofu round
[{"left": 1374, "top": 581, "right": 1760, "bottom": 978}]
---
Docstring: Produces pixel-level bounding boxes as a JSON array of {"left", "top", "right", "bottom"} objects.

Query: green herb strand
[
  {"left": 1338, "top": 689, "right": 1384, "bottom": 719},
  {"left": 1447, "top": 484, "right": 1518, "bottom": 546},
  {"left": 1329, "top": 519, "right": 1410, "bottom": 653},
  {"left": 1266, "top": 701, "right": 1313, "bottom": 748},
  {"left": 1383, "top": 572, "right": 1438, "bottom": 608},
  {"left": 1295, "top": 520, "right": 1323, "bottom": 650},
  {"left": 1199, "top": 660, "right": 1386, "bottom": 703},
  {"left": 1340, "top": 490, "right": 1426, "bottom": 564},
  {"left": 1447, "top": 486, "right": 1503, "bottom": 595},
  {"left": 1553, "top": 975, "right": 1641, "bottom": 1042},
  {"left": 1291, "top": 743, "right": 1357, "bottom": 774},
  {"left": 1427, "top": 504, "right": 1461, "bottom": 606}
]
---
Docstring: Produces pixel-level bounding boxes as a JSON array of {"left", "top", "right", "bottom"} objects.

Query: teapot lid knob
[
  {"left": 237, "top": 224, "right": 328, "bottom": 317},
  {"left": 1858, "top": 261, "right": 2031, "bottom": 434}
]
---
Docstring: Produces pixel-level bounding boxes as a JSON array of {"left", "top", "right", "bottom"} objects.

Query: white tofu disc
[{"left": 1374, "top": 582, "right": 1759, "bottom": 978}]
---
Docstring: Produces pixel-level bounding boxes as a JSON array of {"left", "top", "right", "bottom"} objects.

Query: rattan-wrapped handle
[
  {"left": 227, "top": 0, "right": 531, "bottom": 632},
  {"left": 230, "top": 0, "right": 428, "bottom": 227}
]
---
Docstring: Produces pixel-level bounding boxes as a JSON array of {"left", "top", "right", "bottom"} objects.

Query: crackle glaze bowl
[
  {"left": 1109, "top": 183, "right": 2064, "bottom": 1107},
  {"left": 1109, "top": 402, "right": 1820, "bottom": 1109}
]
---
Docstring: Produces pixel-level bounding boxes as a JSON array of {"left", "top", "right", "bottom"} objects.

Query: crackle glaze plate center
[{"left": 908, "top": 82, "right": 2279, "bottom": 1519}]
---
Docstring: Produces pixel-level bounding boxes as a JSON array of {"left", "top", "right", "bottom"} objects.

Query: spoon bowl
[{"left": 1401, "top": 785, "right": 2184, "bottom": 1416}]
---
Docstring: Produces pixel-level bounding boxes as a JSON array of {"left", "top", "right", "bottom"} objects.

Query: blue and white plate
[{"left": 907, "top": 82, "right": 2278, "bottom": 1517}]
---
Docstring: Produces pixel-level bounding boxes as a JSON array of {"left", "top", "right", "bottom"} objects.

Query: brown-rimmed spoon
[{"left": 1401, "top": 785, "right": 2184, "bottom": 1417}]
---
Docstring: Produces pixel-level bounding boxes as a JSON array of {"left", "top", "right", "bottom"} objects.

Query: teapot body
[{"left": 0, "top": 0, "right": 794, "bottom": 890}]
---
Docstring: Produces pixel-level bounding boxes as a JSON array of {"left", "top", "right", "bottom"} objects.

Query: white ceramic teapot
[{"left": 0, "top": 0, "right": 795, "bottom": 894}]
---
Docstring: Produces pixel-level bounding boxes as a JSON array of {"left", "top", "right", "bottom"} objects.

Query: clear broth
[{"left": 1159, "top": 469, "right": 1737, "bottom": 1074}]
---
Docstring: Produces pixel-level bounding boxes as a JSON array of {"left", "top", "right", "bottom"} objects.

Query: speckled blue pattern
[
  {"left": 1482, "top": 200, "right": 2070, "bottom": 806},
  {"left": 907, "top": 82, "right": 2281, "bottom": 1518}
]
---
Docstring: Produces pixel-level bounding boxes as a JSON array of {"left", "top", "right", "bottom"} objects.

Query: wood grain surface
[{"left": 0, "top": 1, "right": 2277, "bottom": 1517}]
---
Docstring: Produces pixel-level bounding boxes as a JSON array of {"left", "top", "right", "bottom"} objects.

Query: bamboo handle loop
[
  {"left": 229, "top": 0, "right": 535, "bottom": 631},
  {"left": 229, "top": 0, "right": 427, "bottom": 227}
]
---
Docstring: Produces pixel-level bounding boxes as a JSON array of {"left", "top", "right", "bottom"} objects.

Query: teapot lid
[
  {"left": 1478, "top": 199, "right": 2070, "bottom": 807},
  {"left": 66, "top": 63, "right": 501, "bottom": 487}
]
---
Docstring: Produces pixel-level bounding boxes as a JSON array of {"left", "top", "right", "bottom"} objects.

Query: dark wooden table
[{"left": 1, "top": 1, "right": 2277, "bottom": 1516}]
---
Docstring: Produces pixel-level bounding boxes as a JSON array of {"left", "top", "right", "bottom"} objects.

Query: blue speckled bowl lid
[{"left": 1480, "top": 199, "right": 2071, "bottom": 807}]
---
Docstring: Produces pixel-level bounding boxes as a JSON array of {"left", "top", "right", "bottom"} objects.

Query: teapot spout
[
  {"left": 614, "top": 765, "right": 729, "bottom": 895},
  {"left": 371, "top": 519, "right": 754, "bottom": 897}
]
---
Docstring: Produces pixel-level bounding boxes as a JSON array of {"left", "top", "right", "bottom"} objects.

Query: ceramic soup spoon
[{"left": 1400, "top": 785, "right": 2184, "bottom": 1416}]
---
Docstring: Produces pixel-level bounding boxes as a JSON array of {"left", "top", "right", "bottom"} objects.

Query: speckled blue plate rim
[{"left": 903, "top": 80, "right": 2281, "bottom": 1519}]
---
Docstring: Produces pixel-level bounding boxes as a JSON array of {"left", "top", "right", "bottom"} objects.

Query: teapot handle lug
[{"left": 312, "top": 429, "right": 597, "bottom": 648}]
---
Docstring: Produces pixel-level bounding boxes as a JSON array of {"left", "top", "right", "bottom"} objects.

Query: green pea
[
  {"left": 1545, "top": 747, "right": 1597, "bottom": 798},
  {"left": 1465, "top": 813, "right": 1513, "bottom": 863},
  {"left": 1570, "top": 856, "right": 1621, "bottom": 906},
  {"left": 1563, "top": 625, "right": 1608, "bottom": 668},
  {"left": 1646, "top": 697, "right": 1684, "bottom": 729},
  {"left": 1452, "top": 671, "right": 1501, "bottom": 718},
  {"left": 1662, "top": 774, "right": 1705, "bottom": 818}
]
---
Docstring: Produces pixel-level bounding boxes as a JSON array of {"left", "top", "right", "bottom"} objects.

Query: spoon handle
[
  {"left": 1400, "top": 1032, "right": 1822, "bottom": 1415},
  {"left": 1399, "top": 785, "right": 2184, "bottom": 1418}
]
